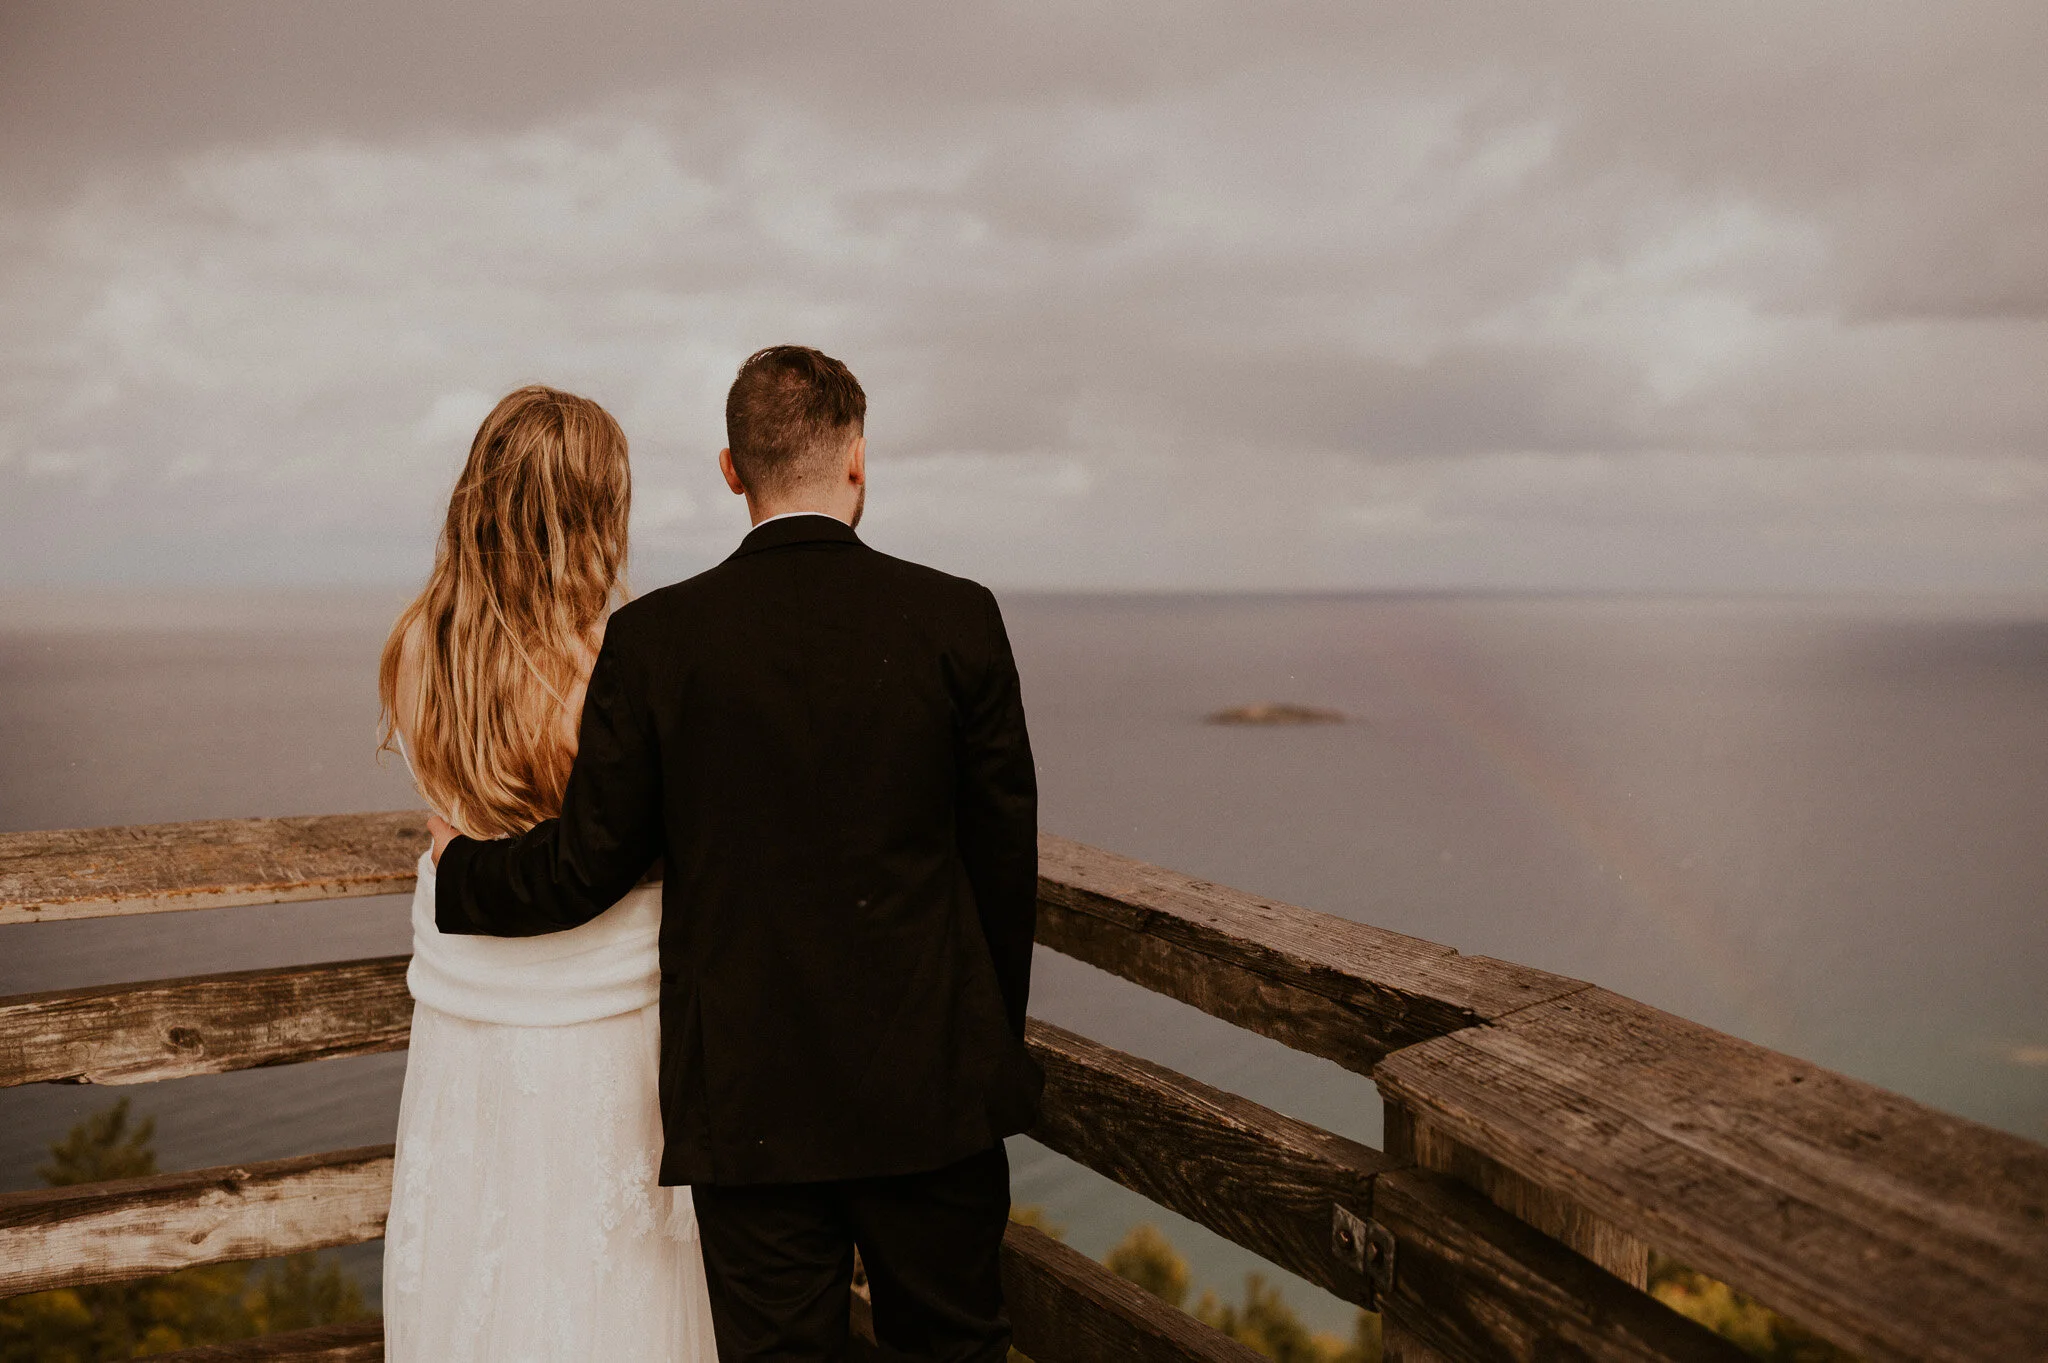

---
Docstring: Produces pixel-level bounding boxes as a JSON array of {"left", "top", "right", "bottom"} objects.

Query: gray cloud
[{"left": 1, "top": 1, "right": 2044, "bottom": 592}]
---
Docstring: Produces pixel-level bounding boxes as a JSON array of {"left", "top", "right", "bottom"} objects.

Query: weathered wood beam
[
  {"left": 0, "top": 1146, "right": 392, "bottom": 1297},
  {"left": 1373, "top": 987, "right": 2048, "bottom": 1363},
  {"left": 0, "top": 815, "right": 1586, "bottom": 1074},
  {"left": 1380, "top": 1323, "right": 1461, "bottom": 1363},
  {"left": 107, "top": 1234, "right": 1279, "bottom": 1363},
  {"left": 1386, "top": 1103, "right": 1649, "bottom": 1288},
  {"left": 0, "top": 812, "right": 426, "bottom": 924},
  {"left": 0, "top": 813, "right": 1584, "bottom": 1087},
  {"left": 1002, "top": 1219, "right": 1270, "bottom": 1363},
  {"left": 1371, "top": 1167, "right": 1728, "bottom": 1363},
  {"left": 1028, "top": 1018, "right": 1391, "bottom": 1305},
  {"left": 9, "top": 814, "right": 2043, "bottom": 1362},
  {"left": 0, "top": 957, "right": 413, "bottom": 1088},
  {"left": 1035, "top": 835, "right": 1588, "bottom": 1073},
  {"left": 1027, "top": 1020, "right": 1747, "bottom": 1363},
  {"left": 149, "top": 1323, "right": 385, "bottom": 1362}
]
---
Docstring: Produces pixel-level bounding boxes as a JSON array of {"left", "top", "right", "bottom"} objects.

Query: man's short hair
[{"left": 724, "top": 346, "right": 866, "bottom": 494}]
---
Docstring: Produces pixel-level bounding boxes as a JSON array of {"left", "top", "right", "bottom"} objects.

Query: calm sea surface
[{"left": 4, "top": 592, "right": 2045, "bottom": 1328}]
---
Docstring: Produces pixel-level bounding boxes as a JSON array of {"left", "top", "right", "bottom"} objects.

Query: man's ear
[
  {"left": 847, "top": 434, "right": 867, "bottom": 486},
  {"left": 718, "top": 448, "right": 748, "bottom": 496}
]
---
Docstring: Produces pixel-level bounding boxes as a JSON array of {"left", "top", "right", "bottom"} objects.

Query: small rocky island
[{"left": 1205, "top": 702, "right": 1347, "bottom": 725}]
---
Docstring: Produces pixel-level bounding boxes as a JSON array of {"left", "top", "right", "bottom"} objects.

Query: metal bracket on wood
[{"left": 1331, "top": 1204, "right": 1395, "bottom": 1308}]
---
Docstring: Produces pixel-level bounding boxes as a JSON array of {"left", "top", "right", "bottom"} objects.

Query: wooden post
[{"left": 1385, "top": 1101, "right": 1648, "bottom": 1288}]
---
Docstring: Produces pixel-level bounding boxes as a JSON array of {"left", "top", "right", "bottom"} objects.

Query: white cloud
[{"left": 1, "top": 5, "right": 2044, "bottom": 592}]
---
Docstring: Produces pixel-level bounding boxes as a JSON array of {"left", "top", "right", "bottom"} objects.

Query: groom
[{"left": 427, "top": 345, "right": 1041, "bottom": 1362}]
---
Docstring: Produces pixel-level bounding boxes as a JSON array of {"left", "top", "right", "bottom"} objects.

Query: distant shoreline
[
  {"left": 2, "top": 584, "right": 2045, "bottom": 634},
  {"left": 0, "top": 587, "right": 414, "bottom": 633}
]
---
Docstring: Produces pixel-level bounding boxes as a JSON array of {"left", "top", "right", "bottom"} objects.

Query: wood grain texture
[
  {"left": 0, "top": 1146, "right": 392, "bottom": 1297},
  {"left": 1028, "top": 1017, "right": 1391, "bottom": 1305},
  {"left": 1002, "top": 1219, "right": 1271, "bottom": 1363},
  {"left": 1028, "top": 1020, "right": 1747, "bottom": 1363},
  {"left": 0, "top": 812, "right": 426, "bottom": 924},
  {"left": 0, "top": 957, "right": 413, "bottom": 1088},
  {"left": 1374, "top": 987, "right": 2048, "bottom": 1363},
  {"left": 149, "top": 1323, "right": 385, "bottom": 1361},
  {"left": 1381, "top": 1322, "right": 1462, "bottom": 1363},
  {"left": 1036, "top": 834, "right": 1587, "bottom": 1072},
  {"left": 1372, "top": 1167, "right": 1746, "bottom": 1363},
  {"left": 1386, "top": 1103, "right": 1649, "bottom": 1289},
  {"left": 7, "top": 813, "right": 2039, "bottom": 1362}
]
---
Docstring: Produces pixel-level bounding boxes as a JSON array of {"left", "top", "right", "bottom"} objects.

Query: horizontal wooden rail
[
  {"left": 1028, "top": 1018, "right": 1392, "bottom": 1302},
  {"left": 1375, "top": 989, "right": 2048, "bottom": 1363},
  {"left": 143, "top": 1229, "right": 1264, "bottom": 1363},
  {"left": 1002, "top": 1219, "right": 1270, "bottom": 1363},
  {"left": 145, "top": 1229, "right": 1265, "bottom": 1363},
  {"left": 1, "top": 948, "right": 1736, "bottom": 1362},
  {"left": 152, "top": 1324, "right": 385, "bottom": 1362},
  {"left": 1035, "top": 837, "right": 1587, "bottom": 1073},
  {"left": 0, "top": 812, "right": 426, "bottom": 924},
  {"left": 1044, "top": 843, "right": 2048, "bottom": 1361},
  {"left": 0, "top": 814, "right": 1581, "bottom": 1074},
  {"left": 0, "top": 956, "right": 412, "bottom": 1088},
  {"left": 0, "top": 1146, "right": 392, "bottom": 1297},
  {"left": 7, "top": 813, "right": 2047, "bottom": 1361},
  {"left": 1026, "top": 1020, "right": 1745, "bottom": 1363}
]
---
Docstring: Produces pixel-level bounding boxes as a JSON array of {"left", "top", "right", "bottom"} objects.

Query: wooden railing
[{"left": 2, "top": 813, "right": 2044, "bottom": 1361}]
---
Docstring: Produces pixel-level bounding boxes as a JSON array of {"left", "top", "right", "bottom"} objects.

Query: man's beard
[{"left": 849, "top": 481, "right": 865, "bottom": 528}]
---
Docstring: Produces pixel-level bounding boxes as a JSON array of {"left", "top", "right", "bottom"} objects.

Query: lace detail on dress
[{"left": 382, "top": 1001, "right": 716, "bottom": 1362}]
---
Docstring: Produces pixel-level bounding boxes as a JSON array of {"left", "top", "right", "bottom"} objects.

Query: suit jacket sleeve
[
  {"left": 436, "top": 622, "right": 664, "bottom": 937},
  {"left": 955, "top": 586, "right": 1039, "bottom": 1038}
]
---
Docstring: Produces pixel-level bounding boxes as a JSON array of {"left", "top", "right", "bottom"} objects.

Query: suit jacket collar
[{"left": 731, "top": 513, "right": 863, "bottom": 559}]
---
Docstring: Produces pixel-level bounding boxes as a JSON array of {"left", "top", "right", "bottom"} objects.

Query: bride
[{"left": 376, "top": 386, "right": 716, "bottom": 1360}]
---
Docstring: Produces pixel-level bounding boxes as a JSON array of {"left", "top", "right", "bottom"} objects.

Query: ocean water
[{"left": 3, "top": 591, "right": 2045, "bottom": 1330}]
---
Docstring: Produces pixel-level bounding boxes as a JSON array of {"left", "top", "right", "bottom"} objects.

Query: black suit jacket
[{"left": 435, "top": 515, "right": 1041, "bottom": 1187}]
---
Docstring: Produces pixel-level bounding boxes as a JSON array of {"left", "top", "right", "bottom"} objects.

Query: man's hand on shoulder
[{"left": 427, "top": 814, "right": 460, "bottom": 868}]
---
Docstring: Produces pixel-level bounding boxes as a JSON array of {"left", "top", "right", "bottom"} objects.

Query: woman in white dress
[{"left": 375, "top": 385, "right": 716, "bottom": 1361}]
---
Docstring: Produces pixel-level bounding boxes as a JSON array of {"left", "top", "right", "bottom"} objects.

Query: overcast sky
[{"left": 4, "top": 1, "right": 2045, "bottom": 592}]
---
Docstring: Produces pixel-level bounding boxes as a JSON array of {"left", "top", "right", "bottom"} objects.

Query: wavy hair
[{"left": 378, "top": 385, "right": 630, "bottom": 839}]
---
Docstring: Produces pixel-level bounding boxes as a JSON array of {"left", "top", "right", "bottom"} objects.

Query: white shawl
[{"left": 407, "top": 850, "right": 663, "bottom": 1027}]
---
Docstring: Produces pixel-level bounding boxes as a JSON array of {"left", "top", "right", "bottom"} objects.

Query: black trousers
[{"left": 693, "top": 1144, "right": 1013, "bottom": 1363}]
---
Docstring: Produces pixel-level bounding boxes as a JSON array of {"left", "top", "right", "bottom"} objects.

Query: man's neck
[{"left": 750, "top": 507, "right": 850, "bottom": 528}]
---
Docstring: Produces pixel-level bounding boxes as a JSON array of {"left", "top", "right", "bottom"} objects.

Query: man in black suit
[{"left": 427, "top": 345, "right": 1040, "bottom": 1361}]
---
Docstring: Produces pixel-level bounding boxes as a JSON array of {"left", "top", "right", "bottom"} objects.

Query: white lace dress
[{"left": 382, "top": 849, "right": 717, "bottom": 1362}]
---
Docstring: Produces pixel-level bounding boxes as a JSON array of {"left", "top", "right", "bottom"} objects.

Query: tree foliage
[
  {"left": 1105, "top": 1223, "right": 1190, "bottom": 1309},
  {"left": 1648, "top": 1257, "right": 1856, "bottom": 1363},
  {"left": 0, "top": 1101, "right": 371, "bottom": 1361},
  {"left": 1006, "top": 1203, "right": 1066, "bottom": 1240},
  {"left": 1105, "top": 1223, "right": 1380, "bottom": 1363},
  {"left": 37, "top": 1099, "right": 157, "bottom": 1187}
]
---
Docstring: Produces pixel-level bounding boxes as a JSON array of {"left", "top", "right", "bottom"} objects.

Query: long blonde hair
[{"left": 379, "top": 386, "right": 631, "bottom": 839}]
